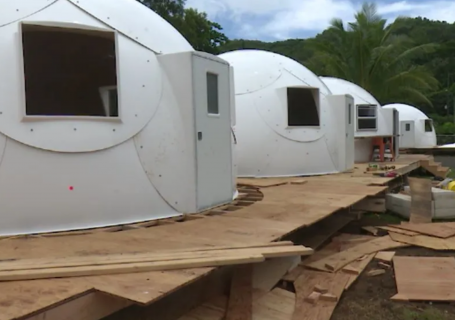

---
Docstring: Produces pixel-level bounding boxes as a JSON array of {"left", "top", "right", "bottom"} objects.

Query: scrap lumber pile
[{"left": 0, "top": 242, "right": 313, "bottom": 282}]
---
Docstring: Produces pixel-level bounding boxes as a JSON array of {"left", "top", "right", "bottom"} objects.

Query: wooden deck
[{"left": 0, "top": 155, "right": 427, "bottom": 320}]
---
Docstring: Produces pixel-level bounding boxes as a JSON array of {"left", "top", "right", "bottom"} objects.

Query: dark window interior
[
  {"left": 424, "top": 119, "right": 433, "bottom": 132},
  {"left": 207, "top": 73, "right": 219, "bottom": 114},
  {"left": 405, "top": 123, "right": 411, "bottom": 131},
  {"left": 357, "top": 104, "right": 377, "bottom": 130},
  {"left": 21, "top": 24, "right": 118, "bottom": 117},
  {"left": 358, "top": 118, "right": 377, "bottom": 129},
  {"left": 287, "top": 88, "right": 320, "bottom": 126}
]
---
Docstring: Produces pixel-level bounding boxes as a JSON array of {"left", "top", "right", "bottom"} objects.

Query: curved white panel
[
  {"left": 383, "top": 103, "right": 437, "bottom": 148},
  {"left": 0, "top": 0, "right": 57, "bottom": 27},
  {"left": 220, "top": 50, "right": 339, "bottom": 177},
  {"left": 134, "top": 81, "right": 196, "bottom": 213},
  {"left": 69, "top": 0, "right": 193, "bottom": 54},
  {"left": 0, "top": 138, "right": 179, "bottom": 236},
  {"left": 0, "top": 3, "right": 163, "bottom": 152}
]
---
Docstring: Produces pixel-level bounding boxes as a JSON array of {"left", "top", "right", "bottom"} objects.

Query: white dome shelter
[
  {"left": 0, "top": 0, "right": 235, "bottom": 236},
  {"left": 219, "top": 50, "right": 355, "bottom": 178},
  {"left": 320, "top": 77, "right": 398, "bottom": 162},
  {"left": 383, "top": 103, "right": 437, "bottom": 149}
]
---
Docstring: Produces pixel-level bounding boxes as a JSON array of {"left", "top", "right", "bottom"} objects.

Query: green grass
[
  {"left": 402, "top": 307, "right": 450, "bottom": 320},
  {"left": 364, "top": 211, "right": 405, "bottom": 224}
]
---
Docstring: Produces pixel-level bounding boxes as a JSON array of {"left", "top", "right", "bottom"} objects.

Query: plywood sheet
[
  {"left": 305, "top": 236, "right": 408, "bottom": 272},
  {"left": 392, "top": 256, "right": 455, "bottom": 301},
  {"left": 292, "top": 270, "right": 349, "bottom": 320},
  {"left": 389, "top": 232, "right": 455, "bottom": 250},
  {"left": 408, "top": 177, "right": 433, "bottom": 223},
  {"left": 390, "top": 222, "right": 455, "bottom": 239},
  {"left": 378, "top": 226, "right": 419, "bottom": 236}
]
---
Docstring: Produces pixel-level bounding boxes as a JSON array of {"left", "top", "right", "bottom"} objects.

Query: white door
[
  {"left": 400, "top": 121, "right": 415, "bottom": 148},
  {"left": 345, "top": 100, "right": 355, "bottom": 168},
  {"left": 192, "top": 54, "right": 233, "bottom": 211}
]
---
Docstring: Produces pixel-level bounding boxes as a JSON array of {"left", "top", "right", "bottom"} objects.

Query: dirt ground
[{"left": 331, "top": 214, "right": 455, "bottom": 320}]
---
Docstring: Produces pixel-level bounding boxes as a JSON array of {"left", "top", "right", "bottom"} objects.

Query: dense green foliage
[
  {"left": 138, "top": 0, "right": 228, "bottom": 53},
  {"left": 141, "top": 0, "right": 455, "bottom": 137}
]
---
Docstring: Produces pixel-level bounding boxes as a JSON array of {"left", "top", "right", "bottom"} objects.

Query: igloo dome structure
[
  {"left": 219, "top": 50, "right": 355, "bottom": 178},
  {"left": 383, "top": 103, "right": 437, "bottom": 149},
  {"left": 320, "top": 77, "right": 398, "bottom": 162},
  {"left": 0, "top": 0, "right": 235, "bottom": 236}
]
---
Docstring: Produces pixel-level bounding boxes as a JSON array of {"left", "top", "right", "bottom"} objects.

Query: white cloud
[{"left": 185, "top": 0, "right": 455, "bottom": 40}]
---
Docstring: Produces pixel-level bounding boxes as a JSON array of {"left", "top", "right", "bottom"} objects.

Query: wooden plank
[
  {"left": 26, "top": 292, "right": 132, "bottom": 320},
  {"left": 388, "top": 222, "right": 455, "bottom": 239},
  {"left": 389, "top": 232, "right": 455, "bottom": 250},
  {"left": 374, "top": 251, "right": 396, "bottom": 262},
  {"left": 0, "top": 255, "right": 266, "bottom": 282},
  {"left": 392, "top": 256, "right": 455, "bottom": 301},
  {"left": 305, "top": 236, "right": 408, "bottom": 272},
  {"left": 377, "top": 226, "right": 419, "bottom": 236},
  {"left": 226, "top": 264, "right": 253, "bottom": 320},
  {"left": 292, "top": 270, "right": 349, "bottom": 320},
  {"left": 408, "top": 177, "right": 433, "bottom": 223},
  {"left": 0, "top": 245, "right": 312, "bottom": 272}
]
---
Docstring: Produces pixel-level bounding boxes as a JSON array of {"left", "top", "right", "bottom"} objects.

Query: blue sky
[{"left": 185, "top": 0, "right": 454, "bottom": 41}]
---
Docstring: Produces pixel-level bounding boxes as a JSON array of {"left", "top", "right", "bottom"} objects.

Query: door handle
[{"left": 198, "top": 132, "right": 203, "bottom": 140}]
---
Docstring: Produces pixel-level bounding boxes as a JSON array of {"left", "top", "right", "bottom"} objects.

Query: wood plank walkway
[{"left": 0, "top": 156, "right": 425, "bottom": 320}]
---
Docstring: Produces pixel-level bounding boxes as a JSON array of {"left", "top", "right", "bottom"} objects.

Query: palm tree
[{"left": 307, "top": 2, "right": 439, "bottom": 106}]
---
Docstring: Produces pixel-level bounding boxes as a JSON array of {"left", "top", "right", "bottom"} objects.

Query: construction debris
[
  {"left": 374, "top": 251, "right": 396, "bottom": 262},
  {"left": 304, "top": 291, "right": 322, "bottom": 304},
  {"left": 367, "top": 269, "right": 386, "bottom": 276},
  {"left": 313, "top": 284, "right": 329, "bottom": 294},
  {"left": 320, "top": 293, "right": 338, "bottom": 302}
]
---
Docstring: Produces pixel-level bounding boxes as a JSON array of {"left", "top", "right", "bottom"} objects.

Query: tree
[
  {"left": 307, "top": 2, "right": 439, "bottom": 107},
  {"left": 138, "top": 0, "right": 228, "bottom": 53}
]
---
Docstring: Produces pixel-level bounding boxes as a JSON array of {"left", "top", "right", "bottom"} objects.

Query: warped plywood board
[
  {"left": 375, "top": 251, "right": 396, "bottom": 262},
  {"left": 301, "top": 234, "right": 374, "bottom": 289},
  {"left": 305, "top": 236, "right": 408, "bottom": 272},
  {"left": 377, "top": 226, "right": 419, "bottom": 236},
  {"left": 292, "top": 270, "right": 349, "bottom": 320},
  {"left": 408, "top": 177, "right": 433, "bottom": 223},
  {"left": 389, "top": 222, "right": 455, "bottom": 239},
  {"left": 392, "top": 256, "right": 455, "bottom": 301},
  {"left": 389, "top": 232, "right": 455, "bottom": 250},
  {"left": 179, "top": 289, "right": 295, "bottom": 320}
]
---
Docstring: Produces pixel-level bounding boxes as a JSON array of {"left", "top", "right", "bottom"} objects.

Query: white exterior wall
[
  {"left": 320, "top": 77, "right": 394, "bottom": 137},
  {"left": 0, "top": 0, "right": 234, "bottom": 235},
  {"left": 220, "top": 50, "right": 353, "bottom": 177},
  {"left": 383, "top": 103, "right": 437, "bottom": 148}
]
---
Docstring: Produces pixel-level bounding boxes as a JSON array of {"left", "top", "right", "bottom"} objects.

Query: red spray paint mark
[{"left": 69, "top": 186, "right": 74, "bottom": 191}]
